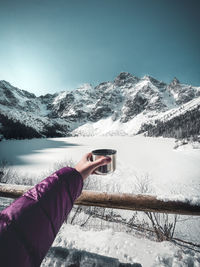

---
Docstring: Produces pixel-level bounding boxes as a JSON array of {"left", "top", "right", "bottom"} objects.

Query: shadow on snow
[
  {"left": 0, "top": 138, "right": 81, "bottom": 166},
  {"left": 44, "top": 246, "right": 142, "bottom": 267}
]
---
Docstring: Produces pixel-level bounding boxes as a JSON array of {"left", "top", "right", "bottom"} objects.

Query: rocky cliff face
[
  {"left": 167, "top": 77, "right": 200, "bottom": 105},
  {"left": 0, "top": 73, "right": 199, "bottom": 139}
]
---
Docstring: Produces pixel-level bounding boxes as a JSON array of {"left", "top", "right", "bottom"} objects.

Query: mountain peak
[
  {"left": 116, "top": 72, "right": 134, "bottom": 79},
  {"left": 114, "top": 72, "right": 138, "bottom": 86},
  {"left": 142, "top": 75, "right": 159, "bottom": 83},
  {"left": 0, "top": 80, "right": 12, "bottom": 88},
  {"left": 171, "top": 77, "right": 180, "bottom": 86}
]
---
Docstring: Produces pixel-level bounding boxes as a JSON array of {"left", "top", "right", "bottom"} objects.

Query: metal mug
[{"left": 91, "top": 149, "right": 117, "bottom": 175}]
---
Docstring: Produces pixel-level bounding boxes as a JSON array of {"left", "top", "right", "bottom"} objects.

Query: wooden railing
[{"left": 0, "top": 183, "right": 200, "bottom": 216}]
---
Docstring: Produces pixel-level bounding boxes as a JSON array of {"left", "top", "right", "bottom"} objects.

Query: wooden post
[{"left": 0, "top": 183, "right": 200, "bottom": 216}]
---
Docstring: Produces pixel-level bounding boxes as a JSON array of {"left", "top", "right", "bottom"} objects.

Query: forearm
[{"left": 0, "top": 167, "right": 83, "bottom": 267}]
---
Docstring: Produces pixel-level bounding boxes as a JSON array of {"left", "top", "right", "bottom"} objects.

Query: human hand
[{"left": 75, "top": 152, "right": 111, "bottom": 180}]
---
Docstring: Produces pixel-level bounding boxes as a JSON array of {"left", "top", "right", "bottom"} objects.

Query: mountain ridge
[{"left": 0, "top": 72, "right": 200, "bottom": 139}]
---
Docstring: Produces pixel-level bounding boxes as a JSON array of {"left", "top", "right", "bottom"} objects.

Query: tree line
[{"left": 139, "top": 106, "right": 200, "bottom": 140}]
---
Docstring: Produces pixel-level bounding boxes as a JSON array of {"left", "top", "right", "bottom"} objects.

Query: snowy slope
[{"left": 139, "top": 96, "right": 200, "bottom": 138}]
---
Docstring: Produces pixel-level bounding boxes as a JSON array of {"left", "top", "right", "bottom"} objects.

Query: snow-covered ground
[
  {"left": 0, "top": 136, "right": 200, "bottom": 266},
  {"left": 42, "top": 224, "right": 200, "bottom": 267}
]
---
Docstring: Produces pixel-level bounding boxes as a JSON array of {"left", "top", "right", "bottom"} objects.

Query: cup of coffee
[{"left": 91, "top": 149, "right": 117, "bottom": 175}]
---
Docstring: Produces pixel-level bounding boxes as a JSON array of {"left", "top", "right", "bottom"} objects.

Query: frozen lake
[{"left": 0, "top": 136, "right": 200, "bottom": 196}]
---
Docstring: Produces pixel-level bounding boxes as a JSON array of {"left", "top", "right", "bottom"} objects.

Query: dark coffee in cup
[{"left": 92, "top": 149, "right": 117, "bottom": 175}]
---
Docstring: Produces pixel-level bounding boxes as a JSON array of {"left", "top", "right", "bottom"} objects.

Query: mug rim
[{"left": 92, "top": 149, "right": 117, "bottom": 155}]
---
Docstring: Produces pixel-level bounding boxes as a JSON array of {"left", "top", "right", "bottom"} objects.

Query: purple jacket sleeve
[{"left": 0, "top": 167, "right": 83, "bottom": 267}]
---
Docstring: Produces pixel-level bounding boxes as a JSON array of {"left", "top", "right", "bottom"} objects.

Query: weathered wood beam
[
  {"left": 0, "top": 183, "right": 32, "bottom": 199},
  {"left": 0, "top": 183, "right": 199, "bottom": 216},
  {"left": 76, "top": 191, "right": 200, "bottom": 216}
]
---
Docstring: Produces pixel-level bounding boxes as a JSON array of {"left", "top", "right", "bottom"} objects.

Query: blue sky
[{"left": 0, "top": 0, "right": 199, "bottom": 95}]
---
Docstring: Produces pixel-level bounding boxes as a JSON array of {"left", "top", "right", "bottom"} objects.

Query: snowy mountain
[{"left": 0, "top": 73, "right": 200, "bottom": 139}]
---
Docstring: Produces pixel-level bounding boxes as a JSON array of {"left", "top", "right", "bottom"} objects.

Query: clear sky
[{"left": 0, "top": 0, "right": 199, "bottom": 95}]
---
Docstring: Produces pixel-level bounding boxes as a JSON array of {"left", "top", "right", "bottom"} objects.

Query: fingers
[
  {"left": 75, "top": 153, "right": 112, "bottom": 180},
  {"left": 90, "top": 156, "right": 111, "bottom": 170}
]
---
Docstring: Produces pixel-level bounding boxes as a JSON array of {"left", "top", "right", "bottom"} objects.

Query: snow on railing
[{"left": 0, "top": 183, "right": 200, "bottom": 216}]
